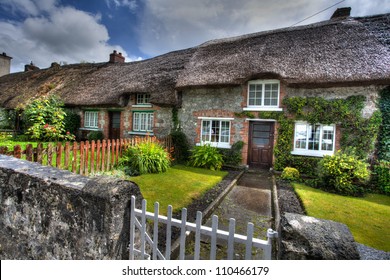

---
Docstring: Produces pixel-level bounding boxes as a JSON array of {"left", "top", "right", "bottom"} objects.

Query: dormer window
[
  {"left": 137, "top": 93, "right": 151, "bottom": 105},
  {"left": 244, "top": 80, "right": 282, "bottom": 111}
]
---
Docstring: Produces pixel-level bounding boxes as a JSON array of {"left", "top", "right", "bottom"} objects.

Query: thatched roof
[
  {"left": 0, "top": 12, "right": 389, "bottom": 109},
  {"left": 176, "top": 14, "right": 390, "bottom": 88},
  {"left": 0, "top": 48, "right": 195, "bottom": 109}
]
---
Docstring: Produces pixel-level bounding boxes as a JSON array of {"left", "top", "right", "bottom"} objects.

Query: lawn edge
[{"left": 170, "top": 169, "right": 245, "bottom": 259}]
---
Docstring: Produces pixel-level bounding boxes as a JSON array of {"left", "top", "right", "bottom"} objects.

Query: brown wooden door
[
  {"left": 109, "top": 111, "right": 121, "bottom": 139},
  {"left": 248, "top": 122, "right": 274, "bottom": 168}
]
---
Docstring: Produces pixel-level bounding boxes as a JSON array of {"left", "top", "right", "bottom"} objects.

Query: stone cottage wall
[
  {"left": 0, "top": 155, "right": 143, "bottom": 260},
  {"left": 179, "top": 84, "right": 383, "bottom": 166},
  {"left": 179, "top": 86, "right": 244, "bottom": 144}
]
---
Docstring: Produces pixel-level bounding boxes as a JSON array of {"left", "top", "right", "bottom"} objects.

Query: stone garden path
[{"left": 187, "top": 170, "right": 274, "bottom": 259}]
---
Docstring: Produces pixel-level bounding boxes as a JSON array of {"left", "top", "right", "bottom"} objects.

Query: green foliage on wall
[
  {"left": 378, "top": 87, "right": 390, "bottom": 161},
  {"left": 218, "top": 141, "right": 245, "bottom": 166},
  {"left": 63, "top": 109, "right": 81, "bottom": 136},
  {"left": 271, "top": 95, "right": 382, "bottom": 175},
  {"left": 170, "top": 130, "right": 191, "bottom": 163}
]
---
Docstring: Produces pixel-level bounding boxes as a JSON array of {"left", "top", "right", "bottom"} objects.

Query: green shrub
[
  {"left": 318, "top": 150, "right": 370, "bottom": 195},
  {"left": 378, "top": 87, "right": 390, "bottom": 161},
  {"left": 120, "top": 141, "right": 171, "bottom": 175},
  {"left": 23, "top": 95, "right": 75, "bottom": 141},
  {"left": 373, "top": 161, "right": 390, "bottom": 195},
  {"left": 189, "top": 144, "right": 224, "bottom": 171},
  {"left": 281, "top": 167, "right": 300, "bottom": 181},
  {"left": 170, "top": 130, "right": 191, "bottom": 163},
  {"left": 87, "top": 131, "right": 104, "bottom": 141},
  {"left": 218, "top": 141, "right": 244, "bottom": 166},
  {"left": 64, "top": 109, "right": 81, "bottom": 136}
]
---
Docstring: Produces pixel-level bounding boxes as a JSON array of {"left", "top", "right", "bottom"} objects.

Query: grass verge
[
  {"left": 130, "top": 165, "right": 228, "bottom": 215},
  {"left": 293, "top": 183, "right": 390, "bottom": 252}
]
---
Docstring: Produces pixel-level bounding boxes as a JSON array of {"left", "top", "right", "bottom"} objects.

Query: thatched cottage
[{"left": 0, "top": 8, "right": 389, "bottom": 170}]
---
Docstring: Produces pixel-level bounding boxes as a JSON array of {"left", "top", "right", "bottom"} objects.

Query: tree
[{"left": 23, "top": 95, "right": 75, "bottom": 141}]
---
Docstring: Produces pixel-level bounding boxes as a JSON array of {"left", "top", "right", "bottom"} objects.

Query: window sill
[
  {"left": 291, "top": 150, "right": 334, "bottom": 157},
  {"left": 128, "top": 131, "right": 154, "bottom": 136},
  {"left": 79, "top": 127, "right": 101, "bottom": 131},
  {"left": 243, "top": 107, "right": 283, "bottom": 112},
  {"left": 196, "top": 142, "right": 231, "bottom": 149},
  {"left": 132, "top": 104, "right": 152, "bottom": 108}
]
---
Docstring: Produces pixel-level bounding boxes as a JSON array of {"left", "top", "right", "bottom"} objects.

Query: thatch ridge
[{"left": 176, "top": 15, "right": 390, "bottom": 88}]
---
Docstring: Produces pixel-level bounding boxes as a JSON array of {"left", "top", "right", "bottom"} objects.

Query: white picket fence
[{"left": 129, "top": 196, "right": 278, "bottom": 260}]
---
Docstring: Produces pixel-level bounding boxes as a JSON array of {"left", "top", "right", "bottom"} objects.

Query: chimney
[
  {"left": 109, "top": 50, "right": 125, "bottom": 63},
  {"left": 24, "top": 61, "right": 40, "bottom": 72},
  {"left": 330, "top": 7, "right": 351, "bottom": 20},
  {"left": 0, "top": 52, "right": 12, "bottom": 77}
]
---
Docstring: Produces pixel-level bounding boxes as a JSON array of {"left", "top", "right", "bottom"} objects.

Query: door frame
[
  {"left": 247, "top": 120, "right": 275, "bottom": 169},
  {"left": 108, "top": 111, "right": 122, "bottom": 140}
]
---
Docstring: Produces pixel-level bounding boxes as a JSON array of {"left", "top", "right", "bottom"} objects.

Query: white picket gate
[{"left": 129, "top": 196, "right": 278, "bottom": 260}]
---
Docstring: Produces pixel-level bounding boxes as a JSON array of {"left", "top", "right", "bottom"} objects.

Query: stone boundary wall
[{"left": 0, "top": 155, "right": 142, "bottom": 259}]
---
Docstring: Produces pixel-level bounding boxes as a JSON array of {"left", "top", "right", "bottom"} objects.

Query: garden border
[{"left": 170, "top": 169, "right": 245, "bottom": 259}]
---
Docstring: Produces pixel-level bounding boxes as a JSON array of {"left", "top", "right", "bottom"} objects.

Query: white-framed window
[
  {"left": 244, "top": 80, "right": 282, "bottom": 111},
  {"left": 84, "top": 111, "right": 99, "bottom": 128},
  {"left": 199, "top": 117, "right": 232, "bottom": 148},
  {"left": 136, "top": 93, "right": 151, "bottom": 105},
  {"left": 133, "top": 112, "right": 154, "bottom": 132},
  {"left": 292, "top": 122, "right": 336, "bottom": 157}
]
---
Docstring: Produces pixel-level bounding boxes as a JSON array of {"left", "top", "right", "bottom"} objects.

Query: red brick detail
[
  {"left": 240, "top": 121, "right": 249, "bottom": 165},
  {"left": 102, "top": 111, "right": 109, "bottom": 138},
  {"left": 193, "top": 110, "right": 235, "bottom": 119}
]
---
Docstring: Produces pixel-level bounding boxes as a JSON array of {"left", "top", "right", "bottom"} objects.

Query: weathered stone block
[
  {"left": 280, "top": 212, "right": 360, "bottom": 260},
  {"left": 0, "top": 155, "right": 143, "bottom": 260}
]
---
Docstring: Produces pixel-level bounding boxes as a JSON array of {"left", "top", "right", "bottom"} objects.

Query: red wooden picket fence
[{"left": 0, "top": 136, "right": 172, "bottom": 176}]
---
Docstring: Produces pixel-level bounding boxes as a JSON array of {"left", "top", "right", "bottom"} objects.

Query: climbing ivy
[
  {"left": 378, "top": 87, "right": 390, "bottom": 161},
  {"left": 269, "top": 95, "right": 382, "bottom": 175}
]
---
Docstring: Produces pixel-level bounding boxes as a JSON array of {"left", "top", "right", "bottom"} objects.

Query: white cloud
[
  {"left": 105, "top": 0, "right": 138, "bottom": 11},
  {"left": 138, "top": 0, "right": 390, "bottom": 56},
  {"left": 0, "top": 0, "right": 57, "bottom": 16},
  {"left": 0, "top": 1, "right": 137, "bottom": 72}
]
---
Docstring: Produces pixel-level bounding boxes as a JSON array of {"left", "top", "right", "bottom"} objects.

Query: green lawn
[
  {"left": 293, "top": 183, "right": 390, "bottom": 252},
  {"left": 0, "top": 138, "right": 49, "bottom": 150},
  {"left": 130, "top": 165, "right": 228, "bottom": 215}
]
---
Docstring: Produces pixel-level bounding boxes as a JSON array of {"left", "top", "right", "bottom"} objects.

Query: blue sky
[{"left": 1, "top": 0, "right": 389, "bottom": 73}]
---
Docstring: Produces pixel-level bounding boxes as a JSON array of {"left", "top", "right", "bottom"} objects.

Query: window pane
[
  {"left": 211, "top": 120, "right": 220, "bottom": 143},
  {"left": 253, "top": 138, "right": 269, "bottom": 145},
  {"left": 201, "top": 119, "right": 230, "bottom": 145},
  {"left": 133, "top": 113, "right": 139, "bottom": 131},
  {"left": 322, "top": 125, "right": 334, "bottom": 151},
  {"left": 133, "top": 112, "right": 153, "bottom": 131},
  {"left": 264, "top": 83, "right": 279, "bottom": 106},
  {"left": 85, "top": 111, "right": 98, "bottom": 128},
  {"left": 248, "top": 83, "right": 262, "bottom": 106},
  {"left": 137, "top": 94, "right": 142, "bottom": 104},
  {"left": 137, "top": 93, "right": 151, "bottom": 104},
  {"left": 141, "top": 113, "right": 146, "bottom": 131},
  {"left": 202, "top": 120, "right": 210, "bottom": 142},
  {"left": 308, "top": 125, "right": 320, "bottom": 150},
  {"left": 295, "top": 124, "right": 307, "bottom": 149},
  {"left": 220, "top": 121, "right": 230, "bottom": 143},
  {"left": 148, "top": 114, "right": 154, "bottom": 131}
]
